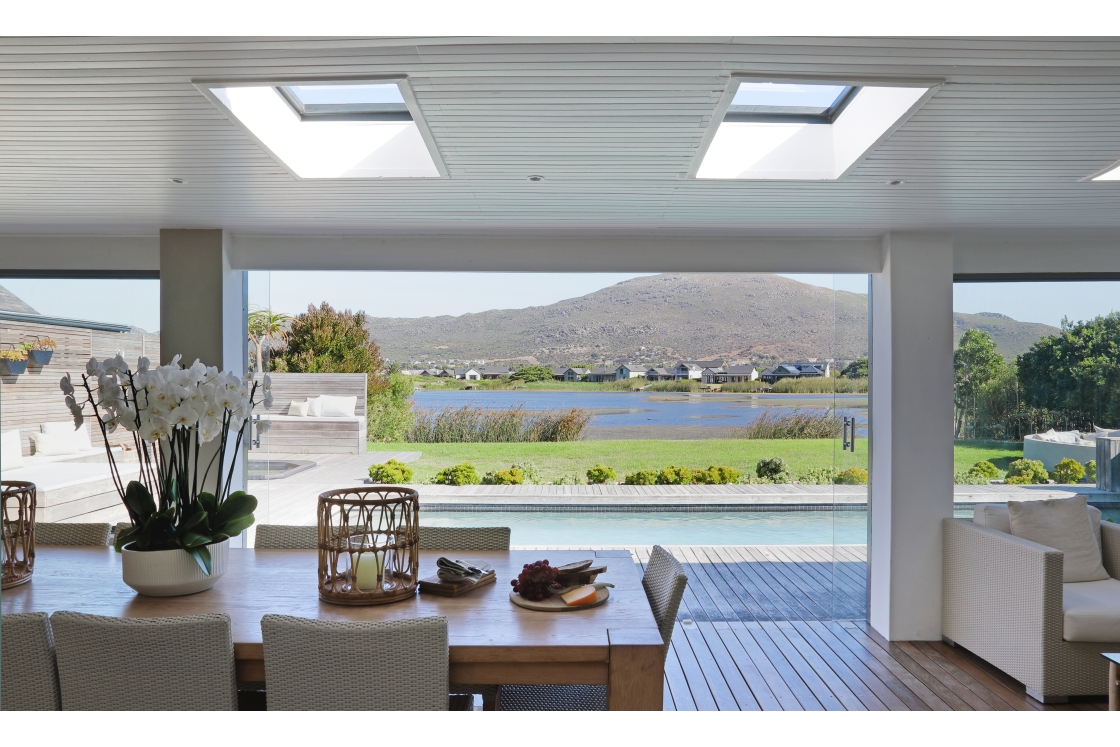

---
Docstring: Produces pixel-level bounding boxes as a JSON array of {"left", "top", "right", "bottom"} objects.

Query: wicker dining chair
[
  {"left": 35, "top": 522, "right": 112, "bottom": 546},
  {"left": 500, "top": 545, "right": 688, "bottom": 711},
  {"left": 254, "top": 524, "right": 318, "bottom": 549},
  {"left": 418, "top": 525, "right": 511, "bottom": 551},
  {"left": 50, "top": 611, "right": 238, "bottom": 710},
  {"left": 1, "top": 612, "right": 62, "bottom": 710},
  {"left": 260, "top": 614, "right": 470, "bottom": 710}
]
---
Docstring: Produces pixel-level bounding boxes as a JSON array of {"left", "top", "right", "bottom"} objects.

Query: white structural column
[
  {"left": 159, "top": 229, "right": 249, "bottom": 502},
  {"left": 869, "top": 232, "right": 955, "bottom": 641}
]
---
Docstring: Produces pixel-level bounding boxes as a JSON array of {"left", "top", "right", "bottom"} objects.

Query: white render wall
[{"left": 869, "top": 232, "right": 956, "bottom": 641}]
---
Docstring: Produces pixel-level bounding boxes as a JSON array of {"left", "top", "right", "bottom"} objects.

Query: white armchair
[{"left": 942, "top": 516, "right": 1120, "bottom": 702}]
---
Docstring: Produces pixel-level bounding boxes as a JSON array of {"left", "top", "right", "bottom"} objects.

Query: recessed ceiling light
[
  {"left": 695, "top": 79, "right": 937, "bottom": 181},
  {"left": 200, "top": 79, "right": 443, "bottom": 179},
  {"left": 887, "top": 179, "right": 905, "bottom": 186},
  {"left": 527, "top": 175, "right": 545, "bottom": 182},
  {"left": 168, "top": 178, "right": 186, "bottom": 184}
]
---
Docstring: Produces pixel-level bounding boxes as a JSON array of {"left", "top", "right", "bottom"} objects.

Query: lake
[{"left": 411, "top": 390, "right": 867, "bottom": 440}]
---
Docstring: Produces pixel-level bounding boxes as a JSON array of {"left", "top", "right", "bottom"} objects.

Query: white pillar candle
[{"left": 354, "top": 552, "right": 383, "bottom": 591}]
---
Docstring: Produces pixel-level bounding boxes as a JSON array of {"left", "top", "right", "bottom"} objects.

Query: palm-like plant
[{"left": 248, "top": 306, "right": 292, "bottom": 374}]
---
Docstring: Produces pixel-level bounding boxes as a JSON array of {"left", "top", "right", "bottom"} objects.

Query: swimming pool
[{"left": 420, "top": 510, "right": 869, "bottom": 546}]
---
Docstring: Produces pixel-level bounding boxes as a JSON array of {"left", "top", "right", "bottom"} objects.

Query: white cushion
[
  {"left": 1063, "top": 578, "right": 1120, "bottom": 642},
  {"left": 286, "top": 400, "right": 310, "bottom": 417},
  {"left": 318, "top": 394, "right": 357, "bottom": 418},
  {"left": 306, "top": 396, "right": 323, "bottom": 417},
  {"left": 29, "top": 431, "right": 80, "bottom": 456},
  {"left": 1095, "top": 425, "right": 1120, "bottom": 438},
  {"left": 975, "top": 502, "right": 1103, "bottom": 549},
  {"left": 1040, "top": 428, "right": 1081, "bottom": 444},
  {"left": 40, "top": 421, "right": 93, "bottom": 450},
  {"left": 1008, "top": 495, "right": 1110, "bottom": 583},
  {"left": 1, "top": 429, "right": 24, "bottom": 471}
]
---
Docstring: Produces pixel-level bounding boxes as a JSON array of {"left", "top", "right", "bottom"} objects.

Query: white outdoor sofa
[{"left": 943, "top": 507, "right": 1120, "bottom": 702}]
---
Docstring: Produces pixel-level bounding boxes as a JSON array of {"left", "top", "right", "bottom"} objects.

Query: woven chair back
[
  {"left": 50, "top": 611, "right": 237, "bottom": 710},
  {"left": 261, "top": 614, "right": 450, "bottom": 710},
  {"left": 418, "top": 526, "right": 510, "bottom": 551},
  {"left": 642, "top": 545, "right": 689, "bottom": 660},
  {"left": 255, "top": 524, "right": 318, "bottom": 549},
  {"left": 1, "top": 612, "right": 61, "bottom": 710},
  {"left": 35, "top": 522, "right": 111, "bottom": 547}
]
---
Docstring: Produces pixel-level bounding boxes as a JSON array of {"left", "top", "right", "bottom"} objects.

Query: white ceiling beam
[
  {"left": 952, "top": 235, "right": 1120, "bottom": 279},
  {"left": 0, "top": 234, "right": 158, "bottom": 275},
  {"left": 224, "top": 233, "right": 885, "bottom": 273}
]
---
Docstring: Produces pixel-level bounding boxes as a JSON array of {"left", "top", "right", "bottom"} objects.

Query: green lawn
[{"left": 370, "top": 437, "right": 1025, "bottom": 484}]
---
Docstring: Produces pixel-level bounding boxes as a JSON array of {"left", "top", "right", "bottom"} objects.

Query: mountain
[
  {"left": 364, "top": 273, "right": 1058, "bottom": 367},
  {"left": 953, "top": 311, "right": 1059, "bottom": 359}
]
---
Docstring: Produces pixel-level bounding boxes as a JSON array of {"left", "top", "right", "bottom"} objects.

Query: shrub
[
  {"left": 799, "top": 467, "right": 838, "bottom": 485},
  {"left": 734, "top": 409, "right": 843, "bottom": 439},
  {"left": 833, "top": 467, "right": 868, "bottom": 485},
  {"left": 586, "top": 464, "right": 617, "bottom": 484},
  {"left": 1086, "top": 460, "right": 1097, "bottom": 484},
  {"left": 1049, "top": 458, "right": 1085, "bottom": 485},
  {"left": 967, "top": 460, "right": 1000, "bottom": 480},
  {"left": 433, "top": 462, "right": 480, "bottom": 486},
  {"left": 756, "top": 457, "right": 790, "bottom": 481},
  {"left": 693, "top": 465, "right": 741, "bottom": 484},
  {"left": 512, "top": 461, "right": 542, "bottom": 485},
  {"left": 656, "top": 465, "right": 694, "bottom": 485},
  {"left": 624, "top": 469, "right": 658, "bottom": 485},
  {"left": 481, "top": 466, "right": 524, "bottom": 485},
  {"left": 368, "top": 459, "right": 413, "bottom": 484},
  {"left": 552, "top": 474, "right": 582, "bottom": 485},
  {"left": 955, "top": 470, "right": 991, "bottom": 485},
  {"left": 644, "top": 380, "right": 698, "bottom": 392},
  {"left": 1005, "top": 458, "right": 1048, "bottom": 484},
  {"left": 509, "top": 364, "right": 556, "bottom": 383},
  {"left": 408, "top": 405, "right": 591, "bottom": 442}
]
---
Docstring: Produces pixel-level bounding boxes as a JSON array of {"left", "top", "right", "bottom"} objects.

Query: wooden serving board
[
  {"left": 509, "top": 586, "right": 609, "bottom": 612},
  {"left": 418, "top": 570, "right": 496, "bottom": 597}
]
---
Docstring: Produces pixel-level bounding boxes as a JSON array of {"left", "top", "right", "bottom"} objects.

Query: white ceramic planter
[{"left": 121, "top": 539, "right": 229, "bottom": 597}]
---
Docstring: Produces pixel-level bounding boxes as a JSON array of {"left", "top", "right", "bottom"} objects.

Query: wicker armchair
[
  {"left": 1, "top": 612, "right": 62, "bottom": 710},
  {"left": 418, "top": 526, "right": 511, "bottom": 551},
  {"left": 943, "top": 518, "right": 1120, "bottom": 702},
  {"left": 50, "top": 611, "right": 238, "bottom": 710},
  {"left": 501, "top": 545, "right": 687, "bottom": 711},
  {"left": 35, "top": 522, "right": 111, "bottom": 546},
  {"left": 261, "top": 614, "right": 468, "bottom": 710},
  {"left": 254, "top": 524, "right": 317, "bottom": 549}
]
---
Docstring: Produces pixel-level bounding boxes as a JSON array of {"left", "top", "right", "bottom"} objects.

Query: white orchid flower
[
  {"left": 170, "top": 354, "right": 182, "bottom": 367},
  {"left": 86, "top": 357, "right": 101, "bottom": 376},
  {"left": 187, "top": 359, "right": 207, "bottom": 385},
  {"left": 60, "top": 373, "right": 74, "bottom": 396},
  {"left": 139, "top": 418, "right": 169, "bottom": 442},
  {"left": 136, "top": 356, "right": 150, "bottom": 372},
  {"left": 257, "top": 420, "right": 272, "bottom": 434},
  {"left": 262, "top": 374, "right": 272, "bottom": 391},
  {"left": 264, "top": 390, "right": 274, "bottom": 409},
  {"left": 168, "top": 407, "right": 199, "bottom": 428}
]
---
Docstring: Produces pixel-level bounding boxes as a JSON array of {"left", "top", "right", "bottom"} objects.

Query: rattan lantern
[
  {"left": 317, "top": 486, "right": 420, "bottom": 605},
  {"left": 2, "top": 480, "right": 36, "bottom": 589}
]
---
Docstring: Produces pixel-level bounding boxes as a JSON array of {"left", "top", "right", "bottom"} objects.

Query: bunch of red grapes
[{"left": 511, "top": 559, "right": 563, "bottom": 601}]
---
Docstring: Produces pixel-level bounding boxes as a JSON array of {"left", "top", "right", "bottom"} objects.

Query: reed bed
[
  {"left": 718, "top": 381, "right": 766, "bottom": 393},
  {"left": 407, "top": 405, "right": 592, "bottom": 443},
  {"left": 731, "top": 408, "right": 843, "bottom": 439},
  {"left": 769, "top": 377, "right": 868, "bottom": 394},
  {"left": 643, "top": 380, "right": 700, "bottom": 392}
]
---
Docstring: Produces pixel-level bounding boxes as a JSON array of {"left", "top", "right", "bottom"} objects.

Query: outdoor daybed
[{"left": 943, "top": 496, "right": 1120, "bottom": 702}]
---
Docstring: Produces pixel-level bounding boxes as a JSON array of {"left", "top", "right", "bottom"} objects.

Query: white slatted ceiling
[{"left": 1, "top": 38, "right": 1120, "bottom": 235}]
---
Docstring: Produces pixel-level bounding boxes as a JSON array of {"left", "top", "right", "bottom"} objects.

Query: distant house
[
  {"left": 454, "top": 367, "right": 481, "bottom": 381},
  {"left": 703, "top": 365, "right": 758, "bottom": 384},
  {"left": 759, "top": 362, "right": 830, "bottom": 384},
  {"left": 479, "top": 367, "right": 513, "bottom": 379},
  {"left": 673, "top": 360, "right": 723, "bottom": 381},
  {"left": 615, "top": 362, "right": 645, "bottom": 379},
  {"left": 562, "top": 367, "right": 589, "bottom": 382},
  {"left": 550, "top": 366, "right": 568, "bottom": 380},
  {"left": 586, "top": 366, "right": 618, "bottom": 383},
  {"left": 645, "top": 367, "right": 673, "bottom": 381}
]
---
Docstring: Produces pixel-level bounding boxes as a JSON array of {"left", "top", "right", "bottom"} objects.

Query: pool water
[{"left": 420, "top": 510, "right": 869, "bottom": 546}]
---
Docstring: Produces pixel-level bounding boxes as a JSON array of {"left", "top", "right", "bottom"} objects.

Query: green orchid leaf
[
  {"left": 180, "top": 509, "right": 208, "bottom": 533},
  {"left": 114, "top": 525, "right": 140, "bottom": 552},
  {"left": 197, "top": 492, "right": 218, "bottom": 515},
  {"left": 181, "top": 531, "right": 211, "bottom": 548},
  {"left": 215, "top": 513, "right": 254, "bottom": 538},
  {"left": 187, "top": 545, "right": 213, "bottom": 576},
  {"left": 123, "top": 481, "right": 156, "bottom": 520},
  {"left": 216, "top": 492, "right": 257, "bottom": 524}
]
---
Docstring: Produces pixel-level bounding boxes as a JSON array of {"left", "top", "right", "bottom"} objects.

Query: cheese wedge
[{"left": 561, "top": 585, "right": 598, "bottom": 606}]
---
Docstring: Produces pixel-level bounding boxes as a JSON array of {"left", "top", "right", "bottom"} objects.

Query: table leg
[
  {"left": 607, "top": 629, "right": 664, "bottom": 711},
  {"left": 1110, "top": 662, "right": 1118, "bottom": 712}
]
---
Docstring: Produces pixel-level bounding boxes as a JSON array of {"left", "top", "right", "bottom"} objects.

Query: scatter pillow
[
  {"left": 41, "top": 421, "right": 93, "bottom": 450},
  {"left": 1095, "top": 425, "right": 1120, "bottom": 438},
  {"left": 306, "top": 396, "right": 323, "bottom": 417},
  {"left": 1007, "top": 495, "right": 1109, "bottom": 582},
  {"left": 319, "top": 395, "right": 357, "bottom": 418},
  {"left": 287, "top": 400, "right": 310, "bottom": 417},
  {"left": 29, "top": 431, "right": 80, "bottom": 457},
  {"left": 1041, "top": 429, "right": 1081, "bottom": 444},
  {"left": 975, "top": 502, "right": 1103, "bottom": 549},
  {"left": 1, "top": 429, "right": 24, "bottom": 470}
]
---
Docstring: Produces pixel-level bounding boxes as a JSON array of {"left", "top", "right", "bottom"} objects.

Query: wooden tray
[
  {"left": 418, "top": 570, "right": 496, "bottom": 597},
  {"left": 509, "top": 586, "right": 609, "bottom": 612}
]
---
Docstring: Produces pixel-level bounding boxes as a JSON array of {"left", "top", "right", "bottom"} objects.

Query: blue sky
[{"left": 3, "top": 273, "right": 1117, "bottom": 332}]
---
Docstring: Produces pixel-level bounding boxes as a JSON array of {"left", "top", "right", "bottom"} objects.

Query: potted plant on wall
[
  {"left": 62, "top": 354, "right": 273, "bottom": 596},
  {"left": 0, "top": 345, "right": 29, "bottom": 375},
  {"left": 27, "top": 337, "right": 55, "bottom": 366}
]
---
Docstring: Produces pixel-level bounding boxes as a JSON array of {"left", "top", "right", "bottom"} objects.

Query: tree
[
  {"left": 954, "top": 329, "right": 1005, "bottom": 438},
  {"left": 273, "top": 302, "right": 384, "bottom": 381},
  {"left": 1017, "top": 312, "right": 1120, "bottom": 430},
  {"left": 510, "top": 364, "right": 556, "bottom": 383},
  {"left": 841, "top": 358, "right": 868, "bottom": 379},
  {"left": 247, "top": 306, "right": 292, "bottom": 374}
]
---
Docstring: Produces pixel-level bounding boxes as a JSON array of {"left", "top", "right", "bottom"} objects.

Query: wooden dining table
[{"left": 1, "top": 546, "right": 665, "bottom": 710}]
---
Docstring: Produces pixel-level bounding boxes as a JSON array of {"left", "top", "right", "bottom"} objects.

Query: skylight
[
  {"left": 695, "top": 79, "right": 936, "bottom": 181},
  {"left": 201, "top": 80, "right": 442, "bottom": 179},
  {"left": 1090, "top": 161, "right": 1120, "bottom": 181}
]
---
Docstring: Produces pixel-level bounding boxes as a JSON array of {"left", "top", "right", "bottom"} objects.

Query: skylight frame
[
  {"left": 724, "top": 84, "right": 860, "bottom": 124},
  {"left": 688, "top": 74, "right": 942, "bottom": 182},
  {"left": 193, "top": 75, "right": 447, "bottom": 180},
  {"left": 276, "top": 84, "right": 413, "bottom": 122}
]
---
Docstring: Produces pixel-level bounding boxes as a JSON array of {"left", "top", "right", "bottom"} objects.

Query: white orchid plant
[{"left": 62, "top": 354, "right": 273, "bottom": 574}]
